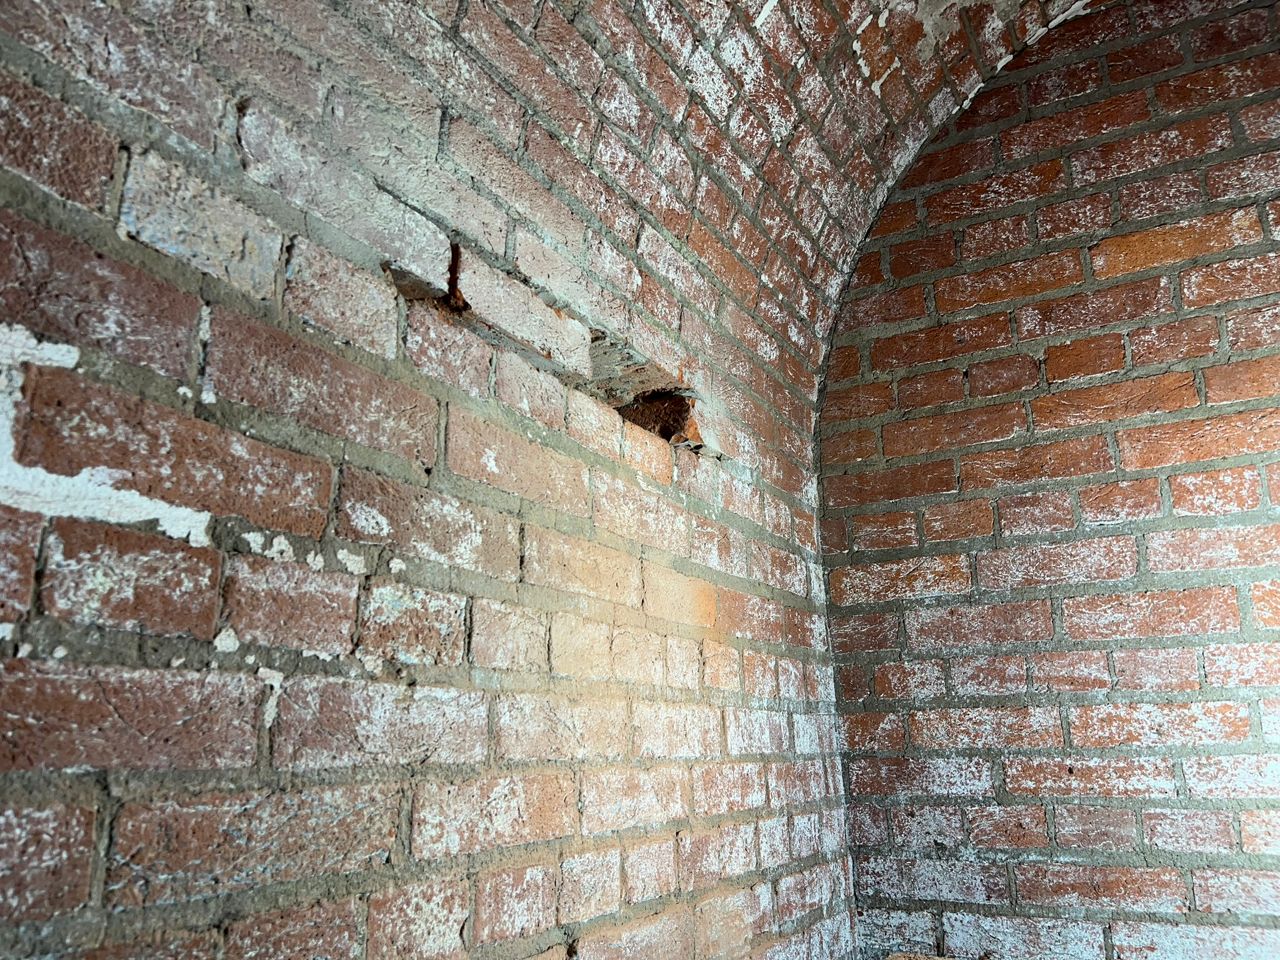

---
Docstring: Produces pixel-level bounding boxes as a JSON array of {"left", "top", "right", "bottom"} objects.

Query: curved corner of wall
[{"left": 821, "top": 1, "right": 1280, "bottom": 958}]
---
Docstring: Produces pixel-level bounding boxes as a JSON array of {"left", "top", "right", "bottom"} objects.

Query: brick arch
[{"left": 821, "top": 0, "right": 1280, "bottom": 955}]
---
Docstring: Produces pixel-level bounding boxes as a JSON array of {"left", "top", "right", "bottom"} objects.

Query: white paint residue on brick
[
  {"left": 336, "top": 548, "right": 366, "bottom": 575},
  {"left": 0, "top": 325, "right": 211, "bottom": 545},
  {"left": 213, "top": 628, "right": 240, "bottom": 652},
  {"left": 753, "top": 0, "right": 778, "bottom": 29}
]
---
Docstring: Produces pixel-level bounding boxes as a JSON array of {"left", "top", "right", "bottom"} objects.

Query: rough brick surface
[
  {"left": 825, "top": 3, "right": 1280, "bottom": 955},
  {"left": 2, "top": 0, "right": 1277, "bottom": 956}
]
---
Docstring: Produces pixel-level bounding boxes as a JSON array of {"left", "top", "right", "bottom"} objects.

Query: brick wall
[
  {"left": 823, "top": 1, "right": 1280, "bottom": 958},
  {"left": 0, "top": 0, "right": 1087, "bottom": 955}
]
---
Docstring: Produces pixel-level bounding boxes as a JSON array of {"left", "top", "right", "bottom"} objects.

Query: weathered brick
[
  {"left": 284, "top": 238, "right": 399, "bottom": 358},
  {"left": 0, "top": 802, "right": 94, "bottom": 921},
  {"left": 337, "top": 467, "right": 519, "bottom": 580},
  {"left": 223, "top": 555, "right": 359, "bottom": 656},
  {"left": 414, "top": 773, "right": 577, "bottom": 858},
  {"left": 208, "top": 310, "right": 437, "bottom": 467},
  {"left": 224, "top": 899, "right": 361, "bottom": 960},
  {"left": 447, "top": 407, "right": 588, "bottom": 514},
  {"left": 359, "top": 578, "right": 467, "bottom": 667},
  {"left": 42, "top": 519, "right": 220, "bottom": 639},
  {"left": 0, "top": 505, "right": 41, "bottom": 621},
  {"left": 120, "top": 152, "right": 282, "bottom": 299},
  {"left": 107, "top": 785, "right": 398, "bottom": 906},
  {"left": 523, "top": 524, "right": 642, "bottom": 605},
  {"left": 0, "top": 659, "right": 257, "bottom": 772},
  {"left": 274, "top": 676, "right": 486, "bottom": 769},
  {"left": 18, "top": 367, "right": 333, "bottom": 537},
  {"left": 367, "top": 879, "right": 468, "bottom": 960},
  {"left": 476, "top": 862, "right": 557, "bottom": 943}
]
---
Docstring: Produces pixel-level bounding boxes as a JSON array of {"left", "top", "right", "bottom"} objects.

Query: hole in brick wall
[{"left": 618, "top": 390, "right": 701, "bottom": 445}]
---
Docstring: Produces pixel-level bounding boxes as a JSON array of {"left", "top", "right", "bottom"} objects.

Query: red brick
[
  {"left": 575, "top": 906, "right": 694, "bottom": 960},
  {"left": 888, "top": 234, "right": 956, "bottom": 278},
  {"left": 1017, "top": 276, "right": 1171, "bottom": 340},
  {"left": 415, "top": 772, "right": 576, "bottom": 857},
  {"left": 935, "top": 250, "right": 1083, "bottom": 313},
  {"left": 962, "top": 215, "right": 1030, "bottom": 260},
  {"left": 1228, "top": 302, "right": 1280, "bottom": 350},
  {"left": 1016, "top": 864, "right": 1187, "bottom": 911},
  {"left": 69, "top": 932, "right": 220, "bottom": 960},
  {"left": 17, "top": 367, "right": 332, "bottom": 537},
  {"left": 1038, "top": 192, "right": 1112, "bottom": 240},
  {"left": 447, "top": 407, "right": 588, "bottom": 514},
  {"left": 225, "top": 899, "right": 361, "bottom": 960},
  {"left": 0, "top": 71, "right": 115, "bottom": 208},
  {"left": 847, "top": 756, "right": 994, "bottom": 797},
  {"left": 1072, "top": 701, "right": 1251, "bottom": 748},
  {"left": 633, "top": 700, "right": 720, "bottom": 759},
  {"left": 1000, "top": 490, "right": 1074, "bottom": 535},
  {"left": 1204, "top": 642, "right": 1280, "bottom": 687},
  {"left": 1055, "top": 806, "right": 1135, "bottom": 851},
  {"left": 840, "top": 285, "right": 927, "bottom": 331},
  {"left": 1183, "top": 251, "right": 1280, "bottom": 307},
  {"left": 560, "top": 848, "right": 621, "bottom": 924},
  {"left": 969, "top": 354, "right": 1038, "bottom": 397},
  {"left": 367, "top": 879, "right": 468, "bottom": 960},
  {"left": 978, "top": 537, "right": 1137, "bottom": 589},
  {"left": 693, "top": 762, "right": 767, "bottom": 816},
  {"left": 1130, "top": 315, "right": 1219, "bottom": 366},
  {"left": 581, "top": 766, "right": 687, "bottom": 835},
  {"left": 475, "top": 862, "right": 557, "bottom": 943},
  {"left": 359, "top": 578, "right": 466, "bottom": 667},
  {"left": 830, "top": 612, "right": 899, "bottom": 653},
  {"left": 910, "top": 706, "right": 1062, "bottom": 749},
  {"left": 1119, "top": 407, "right": 1280, "bottom": 469},
  {"left": 844, "top": 712, "right": 906, "bottom": 751},
  {"left": 1044, "top": 333, "right": 1125, "bottom": 382},
  {"left": 1114, "top": 647, "right": 1200, "bottom": 692},
  {"left": 1078, "top": 478, "right": 1162, "bottom": 523},
  {"left": 1205, "top": 354, "right": 1280, "bottom": 405},
  {"left": 1004, "top": 757, "right": 1177, "bottom": 798},
  {"left": 1146, "top": 809, "right": 1235, "bottom": 853},
  {"left": 1254, "top": 580, "right": 1280, "bottom": 630},
  {"left": 223, "top": 555, "right": 359, "bottom": 656},
  {"left": 923, "top": 499, "right": 993, "bottom": 542},
  {"left": 208, "top": 310, "right": 436, "bottom": 467},
  {"left": 0, "top": 659, "right": 257, "bottom": 773},
  {"left": 1207, "top": 149, "right": 1280, "bottom": 200},
  {"left": 283, "top": 237, "right": 399, "bottom": 358},
  {"left": 900, "top": 139, "right": 995, "bottom": 189},
  {"left": 1072, "top": 115, "right": 1235, "bottom": 186},
  {"left": 1195, "top": 869, "right": 1280, "bottom": 915},
  {"left": 1148, "top": 523, "right": 1280, "bottom": 572},
  {"left": 906, "top": 600, "right": 1052, "bottom": 651},
  {"left": 0, "top": 505, "right": 41, "bottom": 621},
  {"left": 859, "top": 855, "right": 1006, "bottom": 904},
  {"left": 825, "top": 460, "right": 956, "bottom": 509},
  {"left": 1119, "top": 170, "right": 1204, "bottom": 220},
  {"left": 1107, "top": 28, "right": 1183, "bottom": 79},
  {"left": 1031, "top": 372, "right": 1198, "bottom": 430},
  {"left": 337, "top": 467, "right": 519, "bottom": 580},
  {"left": 1004, "top": 91, "right": 1149, "bottom": 159},
  {"left": 1030, "top": 650, "right": 1110, "bottom": 692},
  {"left": 830, "top": 553, "right": 970, "bottom": 604},
  {"left": 873, "top": 659, "right": 945, "bottom": 700},
  {"left": 1156, "top": 51, "right": 1280, "bottom": 113},
  {"left": 883, "top": 402, "right": 1025, "bottom": 457},
  {"left": 967, "top": 805, "right": 1048, "bottom": 849},
  {"left": 851, "top": 512, "right": 917, "bottom": 550},
  {"left": 925, "top": 161, "right": 1066, "bottom": 224},
  {"left": 1063, "top": 586, "right": 1240, "bottom": 641},
  {"left": 405, "top": 302, "right": 494, "bottom": 398},
  {"left": 821, "top": 382, "right": 893, "bottom": 421},
  {"left": 1171, "top": 466, "right": 1262, "bottom": 515},
  {"left": 275, "top": 676, "right": 485, "bottom": 769},
  {"left": 108, "top": 785, "right": 397, "bottom": 906},
  {"left": 951, "top": 655, "right": 1026, "bottom": 696},
  {"left": 896, "top": 368, "right": 965, "bottom": 409},
  {"left": 961, "top": 434, "right": 1113, "bottom": 488},
  {"left": 869, "top": 199, "right": 916, "bottom": 238},
  {"left": 623, "top": 838, "right": 675, "bottom": 904},
  {"left": 678, "top": 822, "right": 755, "bottom": 888},
  {"left": 42, "top": 519, "right": 220, "bottom": 639},
  {"left": 1185, "top": 756, "right": 1280, "bottom": 799},
  {"left": 0, "top": 802, "right": 94, "bottom": 921},
  {"left": 1092, "top": 209, "right": 1263, "bottom": 279}
]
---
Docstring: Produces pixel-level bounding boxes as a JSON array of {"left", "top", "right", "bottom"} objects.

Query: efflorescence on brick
[
  {"left": 824, "top": 1, "right": 1280, "bottom": 957},
  {"left": 0, "top": 0, "right": 1276, "bottom": 957}
]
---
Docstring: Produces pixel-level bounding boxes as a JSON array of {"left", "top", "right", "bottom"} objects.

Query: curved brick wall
[
  {"left": 0, "top": 0, "right": 1091, "bottom": 958},
  {"left": 823, "top": 1, "right": 1280, "bottom": 957}
]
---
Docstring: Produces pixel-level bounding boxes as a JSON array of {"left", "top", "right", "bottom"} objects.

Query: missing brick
[{"left": 618, "top": 390, "right": 702, "bottom": 446}]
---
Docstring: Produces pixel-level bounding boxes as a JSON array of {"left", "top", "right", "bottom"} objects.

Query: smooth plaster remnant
[{"left": 0, "top": 324, "right": 212, "bottom": 545}]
